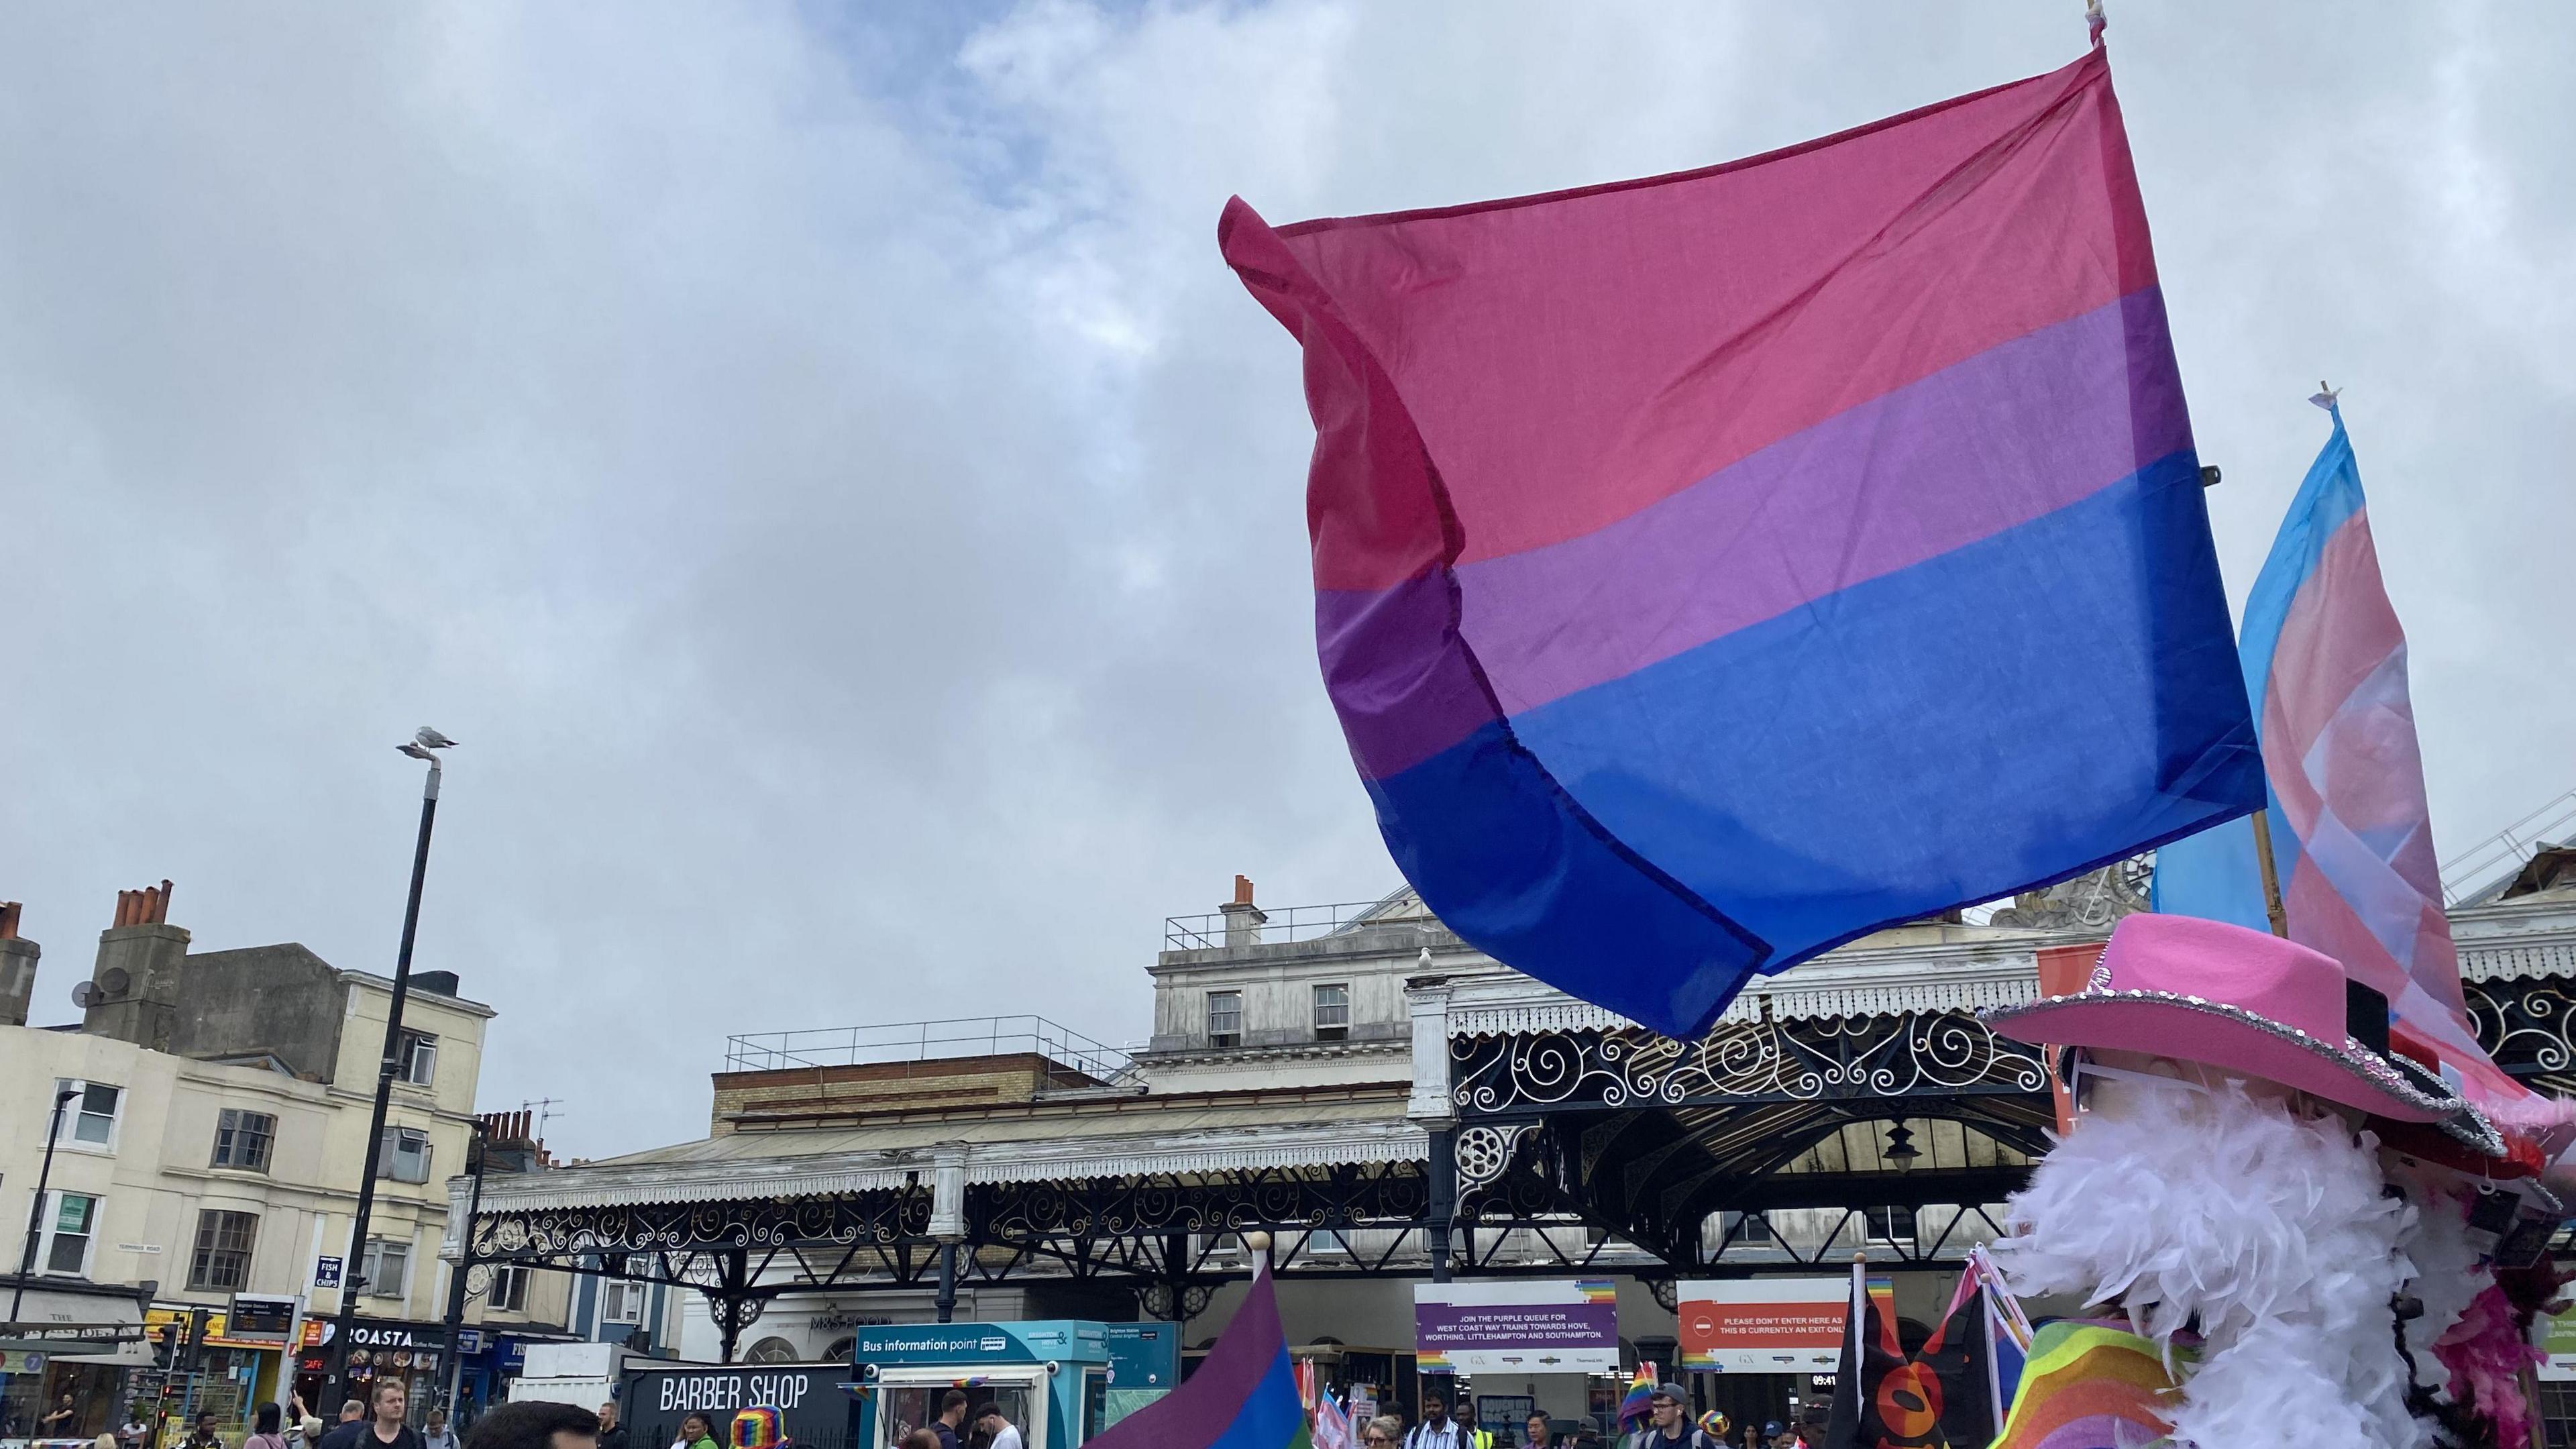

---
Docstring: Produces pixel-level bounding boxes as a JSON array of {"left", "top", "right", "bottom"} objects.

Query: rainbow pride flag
[
  {"left": 1617, "top": 1363, "right": 1658, "bottom": 1428},
  {"left": 1220, "top": 46, "right": 2259, "bottom": 1038},
  {"left": 1990, "top": 1322, "right": 2184, "bottom": 1449},
  {"left": 1088, "top": 1260, "right": 1309, "bottom": 1449}
]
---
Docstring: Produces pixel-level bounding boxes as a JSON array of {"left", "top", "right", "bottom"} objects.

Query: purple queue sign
[{"left": 1413, "top": 1278, "right": 1621, "bottom": 1374}]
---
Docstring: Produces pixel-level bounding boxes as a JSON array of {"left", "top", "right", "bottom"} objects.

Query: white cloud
[{"left": 0, "top": 1, "right": 2567, "bottom": 1155}]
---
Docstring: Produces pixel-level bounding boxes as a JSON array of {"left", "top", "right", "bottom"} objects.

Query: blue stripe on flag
[
  {"left": 1205, "top": 1352, "right": 1307, "bottom": 1449},
  {"left": 1498, "top": 452, "right": 2258, "bottom": 975}
]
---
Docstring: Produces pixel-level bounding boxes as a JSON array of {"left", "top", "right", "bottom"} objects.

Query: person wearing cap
[{"left": 1619, "top": 1385, "right": 1713, "bottom": 1449}]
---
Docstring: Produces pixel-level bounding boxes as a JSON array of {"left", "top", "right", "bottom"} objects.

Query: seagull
[{"left": 414, "top": 727, "right": 460, "bottom": 750}]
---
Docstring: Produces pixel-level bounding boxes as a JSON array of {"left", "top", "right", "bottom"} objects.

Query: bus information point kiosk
[{"left": 851, "top": 1322, "right": 1177, "bottom": 1449}]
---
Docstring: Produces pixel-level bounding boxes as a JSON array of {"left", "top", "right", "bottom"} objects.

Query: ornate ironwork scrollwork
[
  {"left": 982, "top": 1164, "right": 1429, "bottom": 1244},
  {"left": 705, "top": 1293, "right": 766, "bottom": 1334},
  {"left": 1450, "top": 1008, "right": 2047, "bottom": 1116},
  {"left": 1137, "top": 1283, "right": 1215, "bottom": 1320},
  {"left": 471, "top": 1190, "right": 928, "bottom": 1261},
  {"left": 2469, "top": 975, "right": 2576, "bottom": 1093},
  {"left": 1454, "top": 1124, "right": 1532, "bottom": 1191}
]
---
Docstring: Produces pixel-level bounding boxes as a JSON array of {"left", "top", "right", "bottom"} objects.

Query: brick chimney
[
  {"left": 1220, "top": 874, "right": 1267, "bottom": 947},
  {"left": 0, "top": 902, "right": 38, "bottom": 1028},
  {"left": 85, "top": 880, "right": 192, "bottom": 1051}
]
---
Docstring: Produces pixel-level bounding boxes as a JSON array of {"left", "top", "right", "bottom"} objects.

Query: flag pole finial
[{"left": 2310, "top": 380, "right": 2342, "bottom": 411}]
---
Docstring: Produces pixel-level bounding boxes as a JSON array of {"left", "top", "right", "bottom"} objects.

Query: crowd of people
[
  {"left": 1343, "top": 1386, "right": 1821, "bottom": 1449},
  {"left": 5, "top": 1392, "right": 594, "bottom": 1449}
]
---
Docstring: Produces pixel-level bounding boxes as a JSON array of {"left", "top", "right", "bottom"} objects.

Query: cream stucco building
[{"left": 0, "top": 887, "right": 570, "bottom": 1439}]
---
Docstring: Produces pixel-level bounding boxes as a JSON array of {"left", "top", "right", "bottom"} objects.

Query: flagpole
[{"left": 2250, "top": 808, "right": 2291, "bottom": 939}]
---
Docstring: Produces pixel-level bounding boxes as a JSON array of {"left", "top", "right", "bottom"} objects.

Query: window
[
  {"left": 1311, "top": 983, "right": 1350, "bottom": 1042},
  {"left": 600, "top": 1277, "right": 645, "bottom": 1326},
  {"left": 211, "top": 1110, "right": 276, "bottom": 1171},
  {"left": 41, "top": 1192, "right": 99, "bottom": 1275},
  {"left": 600, "top": 1254, "right": 649, "bottom": 1326},
  {"left": 188, "top": 1210, "right": 259, "bottom": 1291},
  {"left": 489, "top": 1264, "right": 530, "bottom": 1311},
  {"left": 395, "top": 1032, "right": 438, "bottom": 1087},
  {"left": 1864, "top": 1205, "right": 1918, "bottom": 1244},
  {"left": 1206, "top": 990, "right": 1243, "bottom": 1048},
  {"left": 52, "top": 1079, "right": 121, "bottom": 1148},
  {"left": 376, "top": 1126, "right": 433, "bottom": 1183},
  {"left": 360, "top": 1239, "right": 411, "bottom": 1299}
]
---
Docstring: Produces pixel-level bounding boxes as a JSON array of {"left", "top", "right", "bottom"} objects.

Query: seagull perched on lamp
[{"left": 398, "top": 727, "right": 458, "bottom": 762}]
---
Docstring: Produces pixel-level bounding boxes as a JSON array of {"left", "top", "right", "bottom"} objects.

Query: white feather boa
[
  {"left": 2386, "top": 1160, "right": 2490, "bottom": 1393},
  {"left": 1988, "top": 1076, "right": 2425, "bottom": 1449}
]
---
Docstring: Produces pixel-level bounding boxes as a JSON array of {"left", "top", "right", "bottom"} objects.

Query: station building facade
[{"left": 448, "top": 857, "right": 2576, "bottom": 1437}]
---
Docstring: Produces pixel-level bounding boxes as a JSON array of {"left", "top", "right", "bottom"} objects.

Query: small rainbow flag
[
  {"left": 1617, "top": 1363, "right": 1658, "bottom": 1428},
  {"left": 1088, "top": 1258, "right": 1310, "bottom": 1448}
]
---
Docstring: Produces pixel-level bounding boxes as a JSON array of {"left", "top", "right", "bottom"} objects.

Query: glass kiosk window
[{"left": 876, "top": 1381, "right": 1041, "bottom": 1449}]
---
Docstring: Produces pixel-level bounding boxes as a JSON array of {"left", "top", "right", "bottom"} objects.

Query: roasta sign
[{"left": 348, "top": 1322, "right": 448, "bottom": 1350}]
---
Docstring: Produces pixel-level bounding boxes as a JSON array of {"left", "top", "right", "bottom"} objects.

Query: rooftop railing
[
  {"left": 1163, "top": 897, "right": 1436, "bottom": 951},
  {"left": 2443, "top": 788, "right": 2576, "bottom": 906},
  {"left": 724, "top": 1015, "right": 1132, "bottom": 1085}
]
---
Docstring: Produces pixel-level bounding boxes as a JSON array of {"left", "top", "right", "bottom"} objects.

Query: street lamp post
[
  {"left": 327, "top": 729, "right": 456, "bottom": 1398},
  {"left": 433, "top": 1120, "right": 492, "bottom": 1419},
  {"left": 8, "top": 1086, "right": 85, "bottom": 1322}
]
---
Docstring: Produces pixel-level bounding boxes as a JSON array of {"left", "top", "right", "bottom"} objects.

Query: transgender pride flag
[
  {"left": 1221, "top": 48, "right": 2261, "bottom": 1036},
  {"left": 2163, "top": 402, "right": 2538, "bottom": 1118}
]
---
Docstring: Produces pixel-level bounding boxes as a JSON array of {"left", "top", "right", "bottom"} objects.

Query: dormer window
[
  {"left": 1207, "top": 990, "right": 1243, "bottom": 1048},
  {"left": 1312, "top": 983, "right": 1350, "bottom": 1042}
]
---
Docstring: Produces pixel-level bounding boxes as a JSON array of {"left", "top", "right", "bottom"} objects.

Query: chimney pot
[
  {"left": 1232, "top": 875, "right": 1255, "bottom": 907},
  {"left": 1, "top": 902, "right": 19, "bottom": 941}
]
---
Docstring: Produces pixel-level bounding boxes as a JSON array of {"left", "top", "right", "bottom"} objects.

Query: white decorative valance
[{"left": 462, "top": 1118, "right": 1429, "bottom": 1216}]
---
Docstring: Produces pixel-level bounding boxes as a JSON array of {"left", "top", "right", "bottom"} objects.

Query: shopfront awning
[
  {"left": 55, "top": 1338, "right": 158, "bottom": 1366},
  {"left": 0, "top": 1279, "right": 150, "bottom": 1356}
]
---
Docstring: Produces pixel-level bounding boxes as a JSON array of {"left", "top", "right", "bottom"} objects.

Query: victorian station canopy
[{"left": 447, "top": 855, "right": 2576, "bottom": 1360}]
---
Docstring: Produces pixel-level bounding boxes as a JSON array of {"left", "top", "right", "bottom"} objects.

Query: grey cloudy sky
[{"left": 2, "top": 3, "right": 2567, "bottom": 1159}]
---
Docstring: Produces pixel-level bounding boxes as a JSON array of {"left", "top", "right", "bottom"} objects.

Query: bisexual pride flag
[
  {"left": 1088, "top": 1258, "right": 1308, "bottom": 1449},
  {"left": 1221, "top": 48, "right": 2261, "bottom": 1037}
]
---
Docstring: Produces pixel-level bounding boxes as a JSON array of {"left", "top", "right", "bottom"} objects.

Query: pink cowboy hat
[{"left": 1982, "top": 913, "right": 2473, "bottom": 1126}]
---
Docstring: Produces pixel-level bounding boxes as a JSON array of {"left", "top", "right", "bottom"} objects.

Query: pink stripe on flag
[
  {"left": 1263, "top": 49, "right": 2153, "bottom": 590},
  {"left": 2263, "top": 513, "right": 2408, "bottom": 832}
]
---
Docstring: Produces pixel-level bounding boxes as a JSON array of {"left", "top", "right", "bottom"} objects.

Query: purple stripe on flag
[
  {"left": 1453, "top": 288, "right": 2188, "bottom": 714},
  {"left": 1087, "top": 1270, "right": 1287, "bottom": 1449},
  {"left": 1318, "top": 288, "right": 2188, "bottom": 780}
]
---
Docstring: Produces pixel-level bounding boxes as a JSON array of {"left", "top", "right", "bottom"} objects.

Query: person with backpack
[{"left": 1622, "top": 1387, "right": 1715, "bottom": 1449}]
